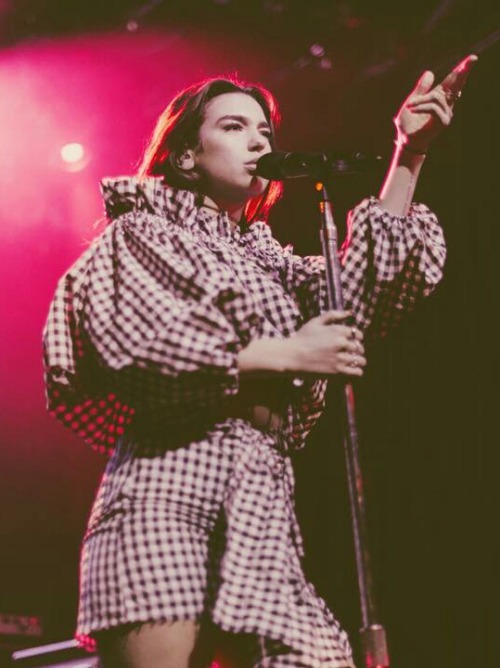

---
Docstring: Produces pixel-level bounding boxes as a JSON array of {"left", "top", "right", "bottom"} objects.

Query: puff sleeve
[
  {"left": 279, "top": 197, "right": 446, "bottom": 339},
  {"left": 43, "top": 211, "right": 265, "bottom": 454}
]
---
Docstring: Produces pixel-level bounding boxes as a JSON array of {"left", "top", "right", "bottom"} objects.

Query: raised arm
[{"left": 380, "top": 55, "right": 478, "bottom": 216}]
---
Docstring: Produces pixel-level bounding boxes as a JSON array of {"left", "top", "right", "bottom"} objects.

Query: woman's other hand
[
  {"left": 238, "top": 311, "right": 366, "bottom": 378},
  {"left": 287, "top": 310, "right": 366, "bottom": 377}
]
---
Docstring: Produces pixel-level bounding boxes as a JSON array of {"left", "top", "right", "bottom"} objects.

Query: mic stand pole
[{"left": 316, "top": 180, "right": 390, "bottom": 668}]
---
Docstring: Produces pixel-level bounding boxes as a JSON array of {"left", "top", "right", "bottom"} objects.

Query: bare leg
[
  {"left": 96, "top": 620, "right": 215, "bottom": 668},
  {"left": 96, "top": 622, "right": 354, "bottom": 667}
]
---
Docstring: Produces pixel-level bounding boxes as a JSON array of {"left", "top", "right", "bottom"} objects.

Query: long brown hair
[{"left": 137, "top": 77, "right": 283, "bottom": 222}]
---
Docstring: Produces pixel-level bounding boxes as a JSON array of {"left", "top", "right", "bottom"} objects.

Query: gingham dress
[{"left": 43, "top": 176, "right": 446, "bottom": 667}]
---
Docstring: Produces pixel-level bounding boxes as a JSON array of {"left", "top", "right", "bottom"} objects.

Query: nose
[{"left": 248, "top": 132, "right": 268, "bottom": 153}]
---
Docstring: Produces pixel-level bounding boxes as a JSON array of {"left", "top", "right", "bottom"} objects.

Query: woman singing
[{"left": 43, "top": 56, "right": 476, "bottom": 667}]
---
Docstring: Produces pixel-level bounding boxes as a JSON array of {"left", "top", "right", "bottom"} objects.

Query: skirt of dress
[{"left": 77, "top": 418, "right": 354, "bottom": 668}]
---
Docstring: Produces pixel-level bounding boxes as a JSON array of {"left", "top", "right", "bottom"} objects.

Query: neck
[{"left": 199, "top": 194, "right": 246, "bottom": 227}]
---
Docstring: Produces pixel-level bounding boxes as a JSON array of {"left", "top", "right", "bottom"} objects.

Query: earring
[{"left": 178, "top": 156, "right": 192, "bottom": 172}]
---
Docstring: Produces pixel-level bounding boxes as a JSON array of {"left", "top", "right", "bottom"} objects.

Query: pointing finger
[{"left": 440, "top": 54, "right": 478, "bottom": 99}]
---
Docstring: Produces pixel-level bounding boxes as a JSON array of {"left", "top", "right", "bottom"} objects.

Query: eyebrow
[{"left": 216, "top": 114, "right": 271, "bottom": 129}]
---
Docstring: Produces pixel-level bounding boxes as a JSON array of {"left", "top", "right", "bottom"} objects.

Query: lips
[{"left": 245, "top": 162, "right": 261, "bottom": 174}]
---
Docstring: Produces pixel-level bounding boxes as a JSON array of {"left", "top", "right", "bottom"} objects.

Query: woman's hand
[
  {"left": 395, "top": 54, "right": 478, "bottom": 154},
  {"left": 238, "top": 311, "right": 366, "bottom": 378},
  {"left": 379, "top": 54, "right": 478, "bottom": 216},
  {"left": 287, "top": 310, "right": 366, "bottom": 377}
]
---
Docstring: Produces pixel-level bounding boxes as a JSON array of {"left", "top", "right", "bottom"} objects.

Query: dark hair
[{"left": 137, "top": 76, "right": 283, "bottom": 222}]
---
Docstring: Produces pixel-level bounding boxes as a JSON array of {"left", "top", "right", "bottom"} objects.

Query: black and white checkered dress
[{"left": 43, "top": 177, "right": 446, "bottom": 667}]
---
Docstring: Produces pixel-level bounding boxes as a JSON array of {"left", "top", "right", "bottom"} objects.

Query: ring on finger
[{"left": 444, "top": 89, "right": 462, "bottom": 104}]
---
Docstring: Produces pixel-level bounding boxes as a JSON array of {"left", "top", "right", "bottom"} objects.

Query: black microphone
[{"left": 255, "top": 150, "right": 381, "bottom": 180}]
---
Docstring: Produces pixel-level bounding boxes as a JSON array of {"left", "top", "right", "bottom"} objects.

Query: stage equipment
[{"left": 12, "top": 639, "right": 98, "bottom": 667}]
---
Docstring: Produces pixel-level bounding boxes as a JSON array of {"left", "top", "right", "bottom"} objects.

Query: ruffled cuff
[{"left": 340, "top": 196, "right": 446, "bottom": 338}]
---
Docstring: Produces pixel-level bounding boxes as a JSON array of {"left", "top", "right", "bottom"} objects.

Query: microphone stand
[
  {"left": 316, "top": 178, "right": 390, "bottom": 668},
  {"left": 256, "top": 149, "right": 389, "bottom": 666}
]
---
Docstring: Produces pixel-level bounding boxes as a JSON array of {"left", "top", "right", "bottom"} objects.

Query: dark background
[{"left": 0, "top": 1, "right": 498, "bottom": 666}]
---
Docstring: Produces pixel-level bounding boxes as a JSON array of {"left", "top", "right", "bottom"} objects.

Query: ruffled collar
[{"left": 100, "top": 175, "right": 262, "bottom": 243}]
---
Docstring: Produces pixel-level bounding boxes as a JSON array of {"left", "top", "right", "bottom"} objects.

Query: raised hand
[{"left": 394, "top": 54, "right": 478, "bottom": 154}]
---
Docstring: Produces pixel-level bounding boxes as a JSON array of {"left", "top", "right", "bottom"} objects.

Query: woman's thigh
[
  {"left": 96, "top": 620, "right": 215, "bottom": 668},
  {"left": 96, "top": 624, "right": 353, "bottom": 668}
]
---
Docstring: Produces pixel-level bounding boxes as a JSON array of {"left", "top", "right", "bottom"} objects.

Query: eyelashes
[
  {"left": 223, "top": 123, "right": 243, "bottom": 132},
  {"left": 223, "top": 123, "right": 271, "bottom": 139}
]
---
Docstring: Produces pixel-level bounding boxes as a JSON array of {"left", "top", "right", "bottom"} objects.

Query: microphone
[{"left": 255, "top": 150, "right": 381, "bottom": 180}]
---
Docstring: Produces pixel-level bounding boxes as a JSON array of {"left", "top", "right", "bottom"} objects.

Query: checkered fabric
[
  {"left": 43, "top": 176, "right": 446, "bottom": 667},
  {"left": 78, "top": 423, "right": 354, "bottom": 667},
  {"left": 43, "top": 176, "right": 446, "bottom": 457}
]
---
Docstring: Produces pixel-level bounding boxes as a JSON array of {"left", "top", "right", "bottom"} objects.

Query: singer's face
[{"left": 190, "top": 92, "right": 271, "bottom": 207}]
